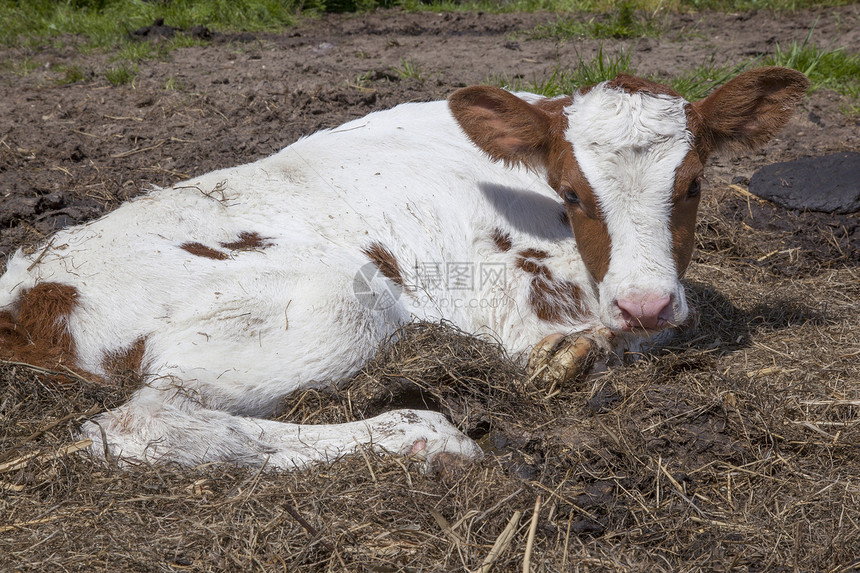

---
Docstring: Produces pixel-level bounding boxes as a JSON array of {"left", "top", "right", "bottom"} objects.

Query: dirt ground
[{"left": 1, "top": 7, "right": 858, "bottom": 572}]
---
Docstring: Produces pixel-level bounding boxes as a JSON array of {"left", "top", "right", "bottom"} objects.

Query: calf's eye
[
  {"left": 687, "top": 179, "right": 701, "bottom": 199},
  {"left": 563, "top": 189, "right": 580, "bottom": 205}
]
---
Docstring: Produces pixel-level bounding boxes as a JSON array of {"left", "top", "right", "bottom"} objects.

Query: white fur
[{"left": 0, "top": 89, "right": 691, "bottom": 470}]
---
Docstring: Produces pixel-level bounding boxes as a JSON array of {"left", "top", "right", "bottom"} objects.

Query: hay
[
  {"left": 2, "top": 83, "right": 859, "bottom": 571},
  {"left": 2, "top": 188, "right": 858, "bottom": 571}
]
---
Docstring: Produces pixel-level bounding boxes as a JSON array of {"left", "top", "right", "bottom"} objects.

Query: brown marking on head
[
  {"left": 607, "top": 74, "right": 683, "bottom": 98},
  {"left": 532, "top": 96, "right": 573, "bottom": 115},
  {"left": 670, "top": 150, "right": 705, "bottom": 276},
  {"left": 101, "top": 338, "right": 148, "bottom": 388},
  {"left": 491, "top": 228, "right": 513, "bottom": 252},
  {"left": 220, "top": 231, "right": 273, "bottom": 251},
  {"left": 569, "top": 213, "right": 611, "bottom": 283},
  {"left": 530, "top": 277, "right": 586, "bottom": 324},
  {"left": 180, "top": 242, "right": 228, "bottom": 260},
  {"left": 0, "top": 283, "right": 85, "bottom": 378},
  {"left": 363, "top": 242, "right": 405, "bottom": 288},
  {"left": 551, "top": 150, "right": 612, "bottom": 283}
]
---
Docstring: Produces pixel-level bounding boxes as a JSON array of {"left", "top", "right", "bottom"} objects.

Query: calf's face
[{"left": 449, "top": 67, "right": 809, "bottom": 334}]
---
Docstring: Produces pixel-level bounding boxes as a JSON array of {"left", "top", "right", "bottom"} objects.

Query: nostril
[
  {"left": 619, "top": 305, "right": 634, "bottom": 322},
  {"left": 615, "top": 295, "right": 673, "bottom": 329},
  {"left": 657, "top": 297, "right": 675, "bottom": 323}
]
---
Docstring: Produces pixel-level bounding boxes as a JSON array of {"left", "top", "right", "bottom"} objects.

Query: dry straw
[{"left": 1, "top": 189, "right": 858, "bottom": 571}]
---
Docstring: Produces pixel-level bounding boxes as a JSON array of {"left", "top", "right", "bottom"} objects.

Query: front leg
[{"left": 526, "top": 329, "right": 612, "bottom": 391}]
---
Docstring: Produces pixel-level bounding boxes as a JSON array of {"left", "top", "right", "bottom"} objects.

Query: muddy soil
[{"left": 1, "top": 6, "right": 858, "bottom": 573}]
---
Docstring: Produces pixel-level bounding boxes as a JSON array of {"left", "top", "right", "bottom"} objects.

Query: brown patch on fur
[
  {"left": 0, "top": 283, "right": 81, "bottom": 375},
  {"left": 491, "top": 229, "right": 512, "bottom": 252},
  {"left": 363, "top": 242, "right": 405, "bottom": 288},
  {"left": 220, "top": 231, "right": 272, "bottom": 251},
  {"left": 448, "top": 86, "right": 554, "bottom": 170},
  {"left": 101, "top": 338, "right": 148, "bottom": 388},
  {"left": 576, "top": 84, "right": 597, "bottom": 97},
  {"left": 670, "top": 151, "right": 705, "bottom": 277},
  {"left": 512, "top": 248, "right": 586, "bottom": 323},
  {"left": 689, "top": 67, "right": 809, "bottom": 156},
  {"left": 530, "top": 277, "right": 586, "bottom": 324},
  {"left": 607, "top": 74, "right": 683, "bottom": 98},
  {"left": 518, "top": 248, "right": 549, "bottom": 260},
  {"left": 516, "top": 256, "right": 552, "bottom": 279},
  {"left": 570, "top": 213, "right": 611, "bottom": 283},
  {"left": 516, "top": 249, "right": 553, "bottom": 280},
  {"left": 180, "top": 242, "right": 228, "bottom": 260},
  {"left": 559, "top": 149, "right": 611, "bottom": 283},
  {"left": 532, "top": 96, "right": 573, "bottom": 115},
  {"left": 539, "top": 115, "right": 612, "bottom": 284}
]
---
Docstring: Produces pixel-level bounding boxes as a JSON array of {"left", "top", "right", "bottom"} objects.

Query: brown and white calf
[{"left": 0, "top": 67, "right": 808, "bottom": 470}]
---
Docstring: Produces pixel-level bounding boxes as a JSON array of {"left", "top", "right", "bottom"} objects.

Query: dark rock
[
  {"left": 749, "top": 152, "right": 860, "bottom": 214},
  {"left": 0, "top": 195, "right": 38, "bottom": 226},
  {"left": 131, "top": 18, "right": 176, "bottom": 39},
  {"left": 189, "top": 25, "right": 212, "bottom": 40}
]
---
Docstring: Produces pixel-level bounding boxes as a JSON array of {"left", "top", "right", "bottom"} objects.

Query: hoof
[{"left": 526, "top": 332, "right": 605, "bottom": 391}]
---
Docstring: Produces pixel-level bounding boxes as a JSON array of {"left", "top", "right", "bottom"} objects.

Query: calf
[{"left": 0, "top": 67, "right": 808, "bottom": 470}]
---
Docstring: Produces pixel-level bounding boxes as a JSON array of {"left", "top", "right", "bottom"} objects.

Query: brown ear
[
  {"left": 691, "top": 67, "right": 810, "bottom": 154},
  {"left": 448, "top": 86, "right": 553, "bottom": 169}
]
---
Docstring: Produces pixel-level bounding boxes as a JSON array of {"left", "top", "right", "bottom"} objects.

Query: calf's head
[{"left": 449, "top": 67, "right": 809, "bottom": 333}]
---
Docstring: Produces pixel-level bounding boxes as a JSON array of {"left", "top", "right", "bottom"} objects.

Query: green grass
[
  {"left": 56, "top": 64, "right": 87, "bottom": 84},
  {"left": 404, "top": 0, "right": 852, "bottom": 13},
  {"left": 104, "top": 62, "right": 136, "bottom": 86},
  {"left": 674, "top": 0, "right": 852, "bottom": 9},
  {"left": 115, "top": 40, "right": 157, "bottom": 62},
  {"left": 490, "top": 42, "right": 858, "bottom": 107},
  {"left": 393, "top": 58, "right": 424, "bottom": 81},
  {"left": 492, "top": 46, "right": 633, "bottom": 96},
  {"left": 4, "top": 57, "right": 41, "bottom": 77},
  {"left": 531, "top": 1, "right": 664, "bottom": 40},
  {"left": 113, "top": 35, "right": 205, "bottom": 61},
  {"left": 666, "top": 55, "right": 753, "bottom": 100},
  {"left": 1, "top": 0, "right": 853, "bottom": 50},
  {"left": 0, "top": 0, "right": 305, "bottom": 47},
  {"left": 764, "top": 28, "right": 860, "bottom": 97},
  {"left": 163, "top": 74, "right": 184, "bottom": 90}
]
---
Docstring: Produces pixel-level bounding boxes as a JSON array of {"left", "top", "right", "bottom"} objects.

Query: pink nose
[{"left": 616, "top": 295, "right": 674, "bottom": 331}]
